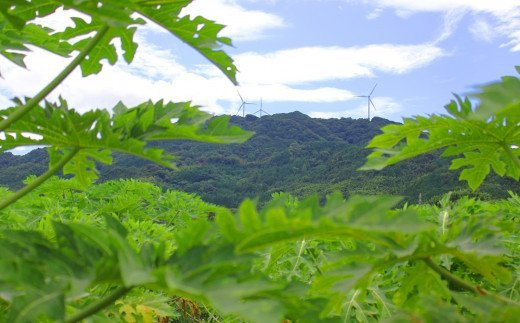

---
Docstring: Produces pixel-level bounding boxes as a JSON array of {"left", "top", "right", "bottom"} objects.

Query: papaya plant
[
  {"left": 1, "top": 176, "right": 518, "bottom": 321},
  {"left": 0, "top": 0, "right": 251, "bottom": 210},
  {"left": 1, "top": 0, "right": 520, "bottom": 322},
  {"left": 361, "top": 68, "right": 520, "bottom": 190}
]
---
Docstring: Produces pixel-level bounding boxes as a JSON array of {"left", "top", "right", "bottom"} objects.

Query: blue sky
[{"left": 0, "top": 0, "right": 519, "bottom": 124}]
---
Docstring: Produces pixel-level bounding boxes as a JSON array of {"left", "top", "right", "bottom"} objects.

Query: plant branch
[
  {"left": 0, "top": 25, "right": 110, "bottom": 132},
  {"left": 422, "top": 257, "right": 519, "bottom": 306},
  {"left": 65, "top": 286, "right": 133, "bottom": 323},
  {"left": 0, "top": 147, "right": 80, "bottom": 211}
]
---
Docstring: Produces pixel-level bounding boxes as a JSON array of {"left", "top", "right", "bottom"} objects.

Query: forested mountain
[{"left": 0, "top": 111, "right": 516, "bottom": 207}]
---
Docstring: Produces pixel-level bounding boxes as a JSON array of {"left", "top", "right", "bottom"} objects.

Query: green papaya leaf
[
  {"left": 471, "top": 67, "right": 520, "bottom": 119},
  {"left": 361, "top": 95, "right": 520, "bottom": 190},
  {"left": 0, "top": 98, "right": 251, "bottom": 187},
  {"left": 1, "top": 0, "right": 237, "bottom": 82}
]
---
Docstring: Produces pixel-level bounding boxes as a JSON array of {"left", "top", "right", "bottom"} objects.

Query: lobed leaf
[
  {"left": 361, "top": 94, "right": 520, "bottom": 190},
  {"left": 0, "top": 0, "right": 237, "bottom": 82},
  {"left": 471, "top": 67, "right": 520, "bottom": 120},
  {"left": 0, "top": 98, "right": 251, "bottom": 187}
]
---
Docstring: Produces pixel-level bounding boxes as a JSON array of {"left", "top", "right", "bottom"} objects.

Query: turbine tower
[
  {"left": 253, "top": 97, "right": 270, "bottom": 117},
  {"left": 356, "top": 84, "right": 377, "bottom": 121},
  {"left": 235, "top": 90, "right": 254, "bottom": 117}
]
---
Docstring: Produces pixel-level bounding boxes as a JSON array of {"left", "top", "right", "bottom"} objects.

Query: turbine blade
[
  {"left": 370, "top": 83, "right": 378, "bottom": 96},
  {"left": 236, "top": 103, "right": 246, "bottom": 115},
  {"left": 355, "top": 95, "right": 368, "bottom": 98},
  {"left": 369, "top": 98, "right": 377, "bottom": 110},
  {"left": 237, "top": 90, "right": 244, "bottom": 102}
]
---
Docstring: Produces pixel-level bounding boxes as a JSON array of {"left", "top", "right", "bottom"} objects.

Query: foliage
[
  {"left": 0, "top": 179, "right": 519, "bottom": 322},
  {"left": 0, "top": 0, "right": 237, "bottom": 82},
  {"left": 362, "top": 68, "right": 520, "bottom": 190},
  {"left": 472, "top": 66, "right": 520, "bottom": 119},
  {"left": 1, "top": 178, "right": 280, "bottom": 322},
  {"left": 0, "top": 0, "right": 519, "bottom": 322},
  {"left": 1, "top": 113, "right": 517, "bottom": 207},
  {"left": 0, "top": 0, "right": 251, "bottom": 210},
  {"left": 0, "top": 98, "right": 250, "bottom": 187}
]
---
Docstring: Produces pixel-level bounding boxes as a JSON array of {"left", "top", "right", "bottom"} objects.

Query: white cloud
[
  {"left": 0, "top": 95, "right": 11, "bottom": 109},
  {"left": 235, "top": 84, "right": 354, "bottom": 103},
  {"left": 7, "top": 146, "right": 45, "bottom": 156},
  {"left": 369, "top": 0, "right": 518, "bottom": 13},
  {"left": 366, "top": 0, "right": 520, "bottom": 51},
  {"left": 223, "top": 84, "right": 355, "bottom": 115},
  {"left": 0, "top": 40, "right": 233, "bottom": 114},
  {"left": 367, "top": 8, "right": 383, "bottom": 20},
  {"left": 0, "top": 28, "right": 360, "bottom": 115},
  {"left": 1, "top": 14, "right": 444, "bottom": 115},
  {"left": 310, "top": 96, "right": 402, "bottom": 119},
  {"left": 469, "top": 19, "right": 495, "bottom": 43},
  {"left": 33, "top": 0, "right": 285, "bottom": 42},
  {"left": 234, "top": 44, "right": 445, "bottom": 85},
  {"left": 182, "top": 0, "right": 286, "bottom": 41},
  {"left": 497, "top": 16, "right": 520, "bottom": 51},
  {"left": 433, "top": 9, "right": 467, "bottom": 44},
  {"left": 0, "top": 1, "right": 447, "bottom": 117},
  {"left": 309, "top": 110, "right": 346, "bottom": 119},
  {"left": 32, "top": 8, "right": 87, "bottom": 31}
]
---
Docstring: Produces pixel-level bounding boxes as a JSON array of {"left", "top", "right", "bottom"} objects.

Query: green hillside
[{"left": 1, "top": 112, "right": 516, "bottom": 207}]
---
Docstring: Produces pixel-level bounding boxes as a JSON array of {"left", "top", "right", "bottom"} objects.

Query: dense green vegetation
[
  {"left": 1, "top": 178, "right": 519, "bottom": 322},
  {"left": 0, "top": 1, "right": 519, "bottom": 322},
  {"left": 1, "top": 113, "right": 517, "bottom": 207}
]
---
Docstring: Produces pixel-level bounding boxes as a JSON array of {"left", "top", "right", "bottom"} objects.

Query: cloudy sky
[{"left": 0, "top": 0, "right": 519, "bottom": 122}]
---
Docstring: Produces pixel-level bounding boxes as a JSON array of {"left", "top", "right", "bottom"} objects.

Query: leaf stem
[
  {"left": 0, "top": 25, "right": 110, "bottom": 132},
  {"left": 0, "top": 147, "right": 80, "bottom": 211},
  {"left": 422, "top": 257, "right": 519, "bottom": 306},
  {"left": 290, "top": 239, "right": 306, "bottom": 278},
  {"left": 65, "top": 286, "right": 133, "bottom": 323}
]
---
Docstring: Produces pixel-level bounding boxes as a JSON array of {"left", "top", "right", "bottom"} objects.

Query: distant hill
[{"left": 0, "top": 112, "right": 517, "bottom": 207}]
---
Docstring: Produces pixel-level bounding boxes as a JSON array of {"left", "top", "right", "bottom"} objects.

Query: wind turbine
[
  {"left": 253, "top": 97, "right": 270, "bottom": 117},
  {"left": 356, "top": 84, "right": 377, "bottom": 121},
  {"left": 235, "top": 90, "right": 255, "bottom": 117}
]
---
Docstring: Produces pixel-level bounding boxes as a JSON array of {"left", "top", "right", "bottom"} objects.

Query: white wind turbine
[
  {"left": 235, "top": 90, "right": 255, "bottom": 117},
  {"left": 356, "top": 84, "right": 377, "bottom": 121},
  {"left": 253, "top": 97, "right": 270, "bottom": 117}
]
